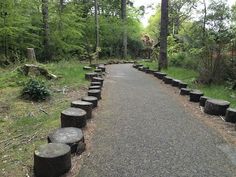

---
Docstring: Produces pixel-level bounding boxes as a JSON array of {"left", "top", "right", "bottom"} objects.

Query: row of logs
[
  {"left": 133, "top": 64, "right": 236, "bottom": 124},
  {"left": 33, "top": 65, "right": 105, "bottom": 177}
]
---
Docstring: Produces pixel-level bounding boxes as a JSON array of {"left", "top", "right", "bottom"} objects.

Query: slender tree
[
  {"left": 121, "top": 0, "right": 127, "bottom": 59},
  {"left": 42, "top": 0, "right": 51, "bottom": 61},
  {"left": 159, "top": 0, "right": 168, "bottom": 70},
  {"left": 95, "top": 0, "right": 99, "bottom": 62}
]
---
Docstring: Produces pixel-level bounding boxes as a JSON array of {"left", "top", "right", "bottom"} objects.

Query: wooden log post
[
  {"left": 178, "top": 82, "right": 188, "bottom": 89},
  {"left": 180, "top": 88, "right": 191, "bottom": 96},
  {"left": 88, "top": 89, "right": 101, "bottom": 100},
  {"left": 204, "top": 99, "right": 230, "bottom": 116},
  {"left": 163, "top": 76, "right": 173, "bottom": 84},
  {"left": 94, "top": 68, "right": 102, "bottom": 73},
  {"left": 92, "top": 77, "right": 104, "bottom": 86},
  {"left": 82, "top": 96, "right": 98, "bottom": 108},
  {"left": 199, "top": 96, "right": 211, "bottom": 107},
  {"left": 91, "top": 82, "right": 102, "bottom": 87},
  {"left": 61, "top": 108, "right": 87, "bottom": 128},
  {"left": 225, "top": 108, "right": 236, "bottom": 123},
  {"left": 98, "top": 65, "right": 106, "bottom": 72},
  {"left": 48, "top": 127, "right": 85, "bottom": 154},
  {"left": 34, "top": 143, "right": 71, "bottom": 177},
  {"left": 189, "top": 90, "right": 204, "bottom": 102},
  {"left": 83, "top": 66, "right": 92, "bottom": 71},
  {"left": 89, "top": 85, "right": 101, "bottom": 90},
  {"left": 71, "top": 100, "right": 93, "bottom": 119},
  {"left": 85, "top": 73, "right": 98, "bottom": 81},
  {"left": 172, "top": 79, "right": 181, "bottom": 87}
]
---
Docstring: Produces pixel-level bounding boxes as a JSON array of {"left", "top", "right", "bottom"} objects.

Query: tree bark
[
  {"left": 42, "top": 0, "right": 51, "bottom": 61},
  {"left": 159, "top": 0, "right": 169, "bottom": 70},
  {"left": 121, "top": 0, "right": 127, "bottom": 59},
  {"left": 95, "top": 0, "right": 99, "bottom": 63}
]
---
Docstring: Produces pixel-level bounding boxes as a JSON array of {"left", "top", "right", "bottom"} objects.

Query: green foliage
[{"left": 22, "top": 79, "right": 50, "bottom": 101}]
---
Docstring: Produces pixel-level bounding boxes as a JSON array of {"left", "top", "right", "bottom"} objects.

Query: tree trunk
[
  {"left": 121, "top": 0, "right": 127, "bottom": 59},
  {"left": 95, "top": 0, "right": 99, "bottom": 63},
  {"left": 159, "top": 0, "right": 168, "bottom": 70},
  {"left": 42, "top": 0, "right": 51, "bottom": 61}
]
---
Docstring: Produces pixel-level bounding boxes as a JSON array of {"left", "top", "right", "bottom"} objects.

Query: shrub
[{"left": 22, "top": 79, "right": 50, "bottom": 101}]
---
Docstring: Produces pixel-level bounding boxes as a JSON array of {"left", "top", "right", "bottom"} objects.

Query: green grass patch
[
  {"left": 140, "top": 61, "right": 236, "bottom": 108},
  {"left": 0, "top": 59, "right": 91, "bottom": 176}
]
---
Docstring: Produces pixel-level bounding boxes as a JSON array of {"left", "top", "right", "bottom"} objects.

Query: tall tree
[
  {"left": 121, "top": 0, "right": 127, "bottom": 59},
  {"left": 42, "top": 0, "right": 51, "bottom": 61},
  {"left": 159, "top": 0, "right": 169, "bottom": 70},
  {"left": 95, "top": 0, "right": 99, "bottom": 62}
]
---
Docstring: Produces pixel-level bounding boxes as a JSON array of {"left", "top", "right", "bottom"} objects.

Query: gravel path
[{"left": 78, "top": 64, "right": 236, "bottom": 177}]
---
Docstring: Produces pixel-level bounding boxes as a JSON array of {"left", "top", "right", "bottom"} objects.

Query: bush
[{"left": 22, "top": 79, "right": 50, "bottom": 101}]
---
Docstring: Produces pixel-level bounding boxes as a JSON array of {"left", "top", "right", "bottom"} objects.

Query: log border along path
[{"left": 78, "top": 64, "right": 236, "bottom": 177}]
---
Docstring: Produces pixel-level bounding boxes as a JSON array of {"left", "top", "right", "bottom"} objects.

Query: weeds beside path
[{"left": 0, "top": 60, "right": 89, "bottom": 177}]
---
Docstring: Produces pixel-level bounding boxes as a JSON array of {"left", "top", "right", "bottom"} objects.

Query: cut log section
[
  {"left": 142, "top": 66, "right": 149, "bottom": 72},
  {"left": 154, "top": 72, "right": 167, "bottom": 79},
  {"left": 199, "top": 96, "right": 211, "bottom": 107},
  {"left": 204, "top": 99, "right": 230, "bottom": 116},
  {"left": 89, "top": 85, "right": 101, "bottom": 90},
  {"left": 178, "top": 82, "right": 188, "bottom": 89},
  {"left": 172, "top": 79, "right": 181, "bottom": 87},
  {"left": 98, "top": 65, "right": 106, "bottom": 72},
  {"left": 34, "top": 143, "right": 71, "bottom": 177},
  {"left": 189, "top": 90, "right": 204, "bottom": 102},
  {"left": 92, "top": 77, "right": 104, "bottom": 86},
  {"left": 61, "top": 108, "right": 87, "bottom": 128},
  {"left": 88, "top": 89, "right": 101, "bottom": 100},
  {"left": 180, "top": 88, "right": 191, "bottom": 96},
  {"left": 138, "top": 67, "right": 144, "bottom": 71},
  {"left": 71, "top": 100, "right": 93, "bottom": 119},
  {"left": 91, "top": 82, "right": 102, "bottom": 87},
  {"left": 225, "top": 108, "right": 236, "bottom": 123},
  {"left": 85, "top": 73, "right": 98, "bottom": 81},
  {"left": 82, "top": 96, "right": 98, "bottom": 108},
  {"left": 48, "top": 127, "right": 85, "bottom": 154},
  {"left": 83, "top": 66, "right": 92, "bottom": 70},
  {"left": 163, "top": 76, "right": 173, "bottom": 84},
  {"left": 94, "top": 68, "right": 102, "bottom": 73}
]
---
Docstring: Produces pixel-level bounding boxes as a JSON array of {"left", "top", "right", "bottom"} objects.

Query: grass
[
  {"left": 139, "top": 60, "right": 236, "bottom": 107},
  {"left": 0, "top": 60, "right": 90, "bottom": 177}
]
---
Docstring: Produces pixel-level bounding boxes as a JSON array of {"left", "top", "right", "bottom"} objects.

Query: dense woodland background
[{"left": 1, "top": 0, "right": 236, "bottom": 84}]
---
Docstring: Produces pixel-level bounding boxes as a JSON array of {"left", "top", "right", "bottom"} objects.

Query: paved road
[{"left": 78, "top": 64, "right": 236, "bottom": 177}]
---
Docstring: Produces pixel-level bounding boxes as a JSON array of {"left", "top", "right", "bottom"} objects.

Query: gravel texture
[{"left": 78, "top": 64, "right": 236, "bottom": 177}]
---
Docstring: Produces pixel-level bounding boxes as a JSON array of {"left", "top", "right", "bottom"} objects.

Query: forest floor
[
  {"left": 139, "top": 60, "right": 236, "bottom": 107},
  {"left": 0, "top": 60, "right": 90, "bottom": 177}
]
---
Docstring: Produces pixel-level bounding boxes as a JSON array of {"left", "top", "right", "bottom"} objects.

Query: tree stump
[
  {"left": 82, "top": 96, "right": 98, "bottom": 108},
  {"left": 34, "top": 143, "right": 71, "bottom": 177},
  {"left": 48, "top": 127, "right": 85, "bottom": 154},
  {"left": 27, "top": 48, "right": 37, "bottom": 63},
  {"left": 94, "top": 68, "right": 102, "bottom": 73},
  {"left": 199, "top": 96, "right": 211, "bottom": 107},
  {"left": 172, "top": 79, "right": 181, "bottom": 87},
  {"left": 143, "top": 66, "right": 149, "bottom": 72},
  {"left": 225, "top": 108, "right": 236, "bottom": 123},
  {"left": 61, "top": 108, "right": 87, "bottom": 128},
  {"left": 178, "top": 82, "right": 188, "bottom": 89},
  {"left": 91, "top": 82, "right": 102, "bottom": 87},
  {"left": 180, "top": 88, "right": 191, "bottom": 95},
  {"left": 71, "top": 100, "right": 93, "bottom": 119},
  {"left": 89, "top": 85, "right": 101, "bottom": 90},
  {"left": 98, "top": 65, "right": 106, "bottom": 72},
  {"left": 204, "top": 99, "right": 230, "bottom": 116},
  {"left": 163, "top": 76, "right": 173, "bottom": 84},
  {"left": 88, "top": 89, "right": 101, "bottom": 100},
  {"left": 92, "top": 77, "right": 104, "bottom": 86},
  {"left": 83, "top": 66, "right": 92, "bottom": 71},
  {"left": 149, "top": 69, "right": 157, "bottom": 74},
  {"left": 85, "top": 73, "right": 98, "bottom": 81},
  {"left": 154, "top": 72, "right": 160, "bottom": 77},
  {"left": 136, "top": 64, "right": 143, "bottom": 68},
  {"left": 154, "top": 72, "right": 167, "bottom": 79},
  {"left": 133, "top": 64, "right": 137, "bottom": 68},
  {"left": 138, "top": 66, "right": 143, "bottom": 71},
  {"left": 189, "top": 90, "right": 204, "bottom": 102}
]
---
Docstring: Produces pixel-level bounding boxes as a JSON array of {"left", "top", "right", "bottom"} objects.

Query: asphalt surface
[{"left": 78, "top": 64, "right": 236, "bottom": 177}]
